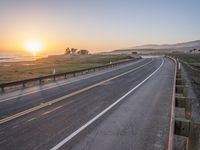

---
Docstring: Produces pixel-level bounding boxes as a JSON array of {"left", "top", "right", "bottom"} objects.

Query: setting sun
[{"left": 25, "top": 40, "right": 43, "bottom": 56}]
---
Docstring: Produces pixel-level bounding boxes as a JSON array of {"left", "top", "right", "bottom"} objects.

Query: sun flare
[{"left": 25, "top": 40, "right": 42, "bottom": 56}]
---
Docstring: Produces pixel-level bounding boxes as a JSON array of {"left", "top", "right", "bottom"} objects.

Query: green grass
[
  {"left": 192, "top": 77, "right": 200, "bottom": 85},
  {"left": 170, "top": 53, "right": 200, "bottom": 96},
  {"left": 190, "top": 63, "right": 200, "bottom": 69},
  {"left": 0, "top": 54, "right": 135, "bottom": 83},
  {"left": 174, "top": 53, "right": 200, "bottom": 64},
  {"left": 30, "top": 63, "right": 101, "bottom": 74}
]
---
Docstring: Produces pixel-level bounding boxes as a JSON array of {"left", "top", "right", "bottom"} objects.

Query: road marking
[
  {"left": 41, "top": 105, "right": 63, "bottom": 116},
  {"left": 50, "top": 59, "right": 164, "bottom": 150},
  {"left": 0, "top": 59, "right": 145, "bottom": 103},
  {"left": 12, "top": 125, "right": 19, "bottom": 129},
  {"left": 101, "top": 81, "right": 111, "bottom": 86},
  {"left": 26, "top": 117, "right": 36, "bottom": 122},
  {"left": 0, "top": 59, "right": 154, "bottom": 125}
]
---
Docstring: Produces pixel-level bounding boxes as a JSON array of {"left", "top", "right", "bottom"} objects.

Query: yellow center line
[
  {"left": 41, "top": 105, "right": 64, "bottom": 116},
  {"left": 0, "top": 59, "right": 154, "bottom": 125}
]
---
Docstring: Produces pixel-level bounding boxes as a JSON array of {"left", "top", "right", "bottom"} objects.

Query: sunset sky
[{"left": 0, "top": 0, "right": 200, "bottom": 55}]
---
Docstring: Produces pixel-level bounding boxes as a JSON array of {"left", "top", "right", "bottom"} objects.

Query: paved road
[{"left": 0, "top": 57, "right": 175, "bottom": 150}]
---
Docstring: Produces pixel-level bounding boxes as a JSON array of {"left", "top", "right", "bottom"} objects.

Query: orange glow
[{"left": 25, "top": 40, "right": 43, "bottom": 56}]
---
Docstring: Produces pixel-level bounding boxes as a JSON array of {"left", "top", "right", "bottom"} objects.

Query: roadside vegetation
[
  {"left": 171, "top": 53, "right": 200, "bottom": 96},
  {"left": 0, "top": 54, "right": 134, "bottom": 83}
]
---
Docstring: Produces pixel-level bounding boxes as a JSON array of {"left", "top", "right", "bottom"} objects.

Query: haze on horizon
[{"left": 0, "top": 0, "right": 200, "bottom": 56}]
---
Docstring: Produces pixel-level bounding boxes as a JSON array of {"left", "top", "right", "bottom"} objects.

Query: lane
[
  {"left": 0, "top": 58, "right": 153, "bottom": 120},
  {"left": 0, "top": 58, "right": 163, "bottom": 150},
  {"left": 51, "top": 58, "right": 164, "bottom": 150},
  {"left": 0, "top": 58, "right": 161, "bottom": 128},
  {"left": 59, "top": 57, "right": 175, "bottom": 150}
]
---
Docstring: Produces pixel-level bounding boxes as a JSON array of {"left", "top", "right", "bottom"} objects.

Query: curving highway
[{"left": 0, "top": 57, "right": 175, "bottom": 150}]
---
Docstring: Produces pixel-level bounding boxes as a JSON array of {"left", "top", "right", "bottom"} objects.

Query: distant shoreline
[
  {"left": 0, "top": 56, "right": 40, "bottom": 63},
  {"left": 0, "top": 58, "right": 10, "bottom": 60}
]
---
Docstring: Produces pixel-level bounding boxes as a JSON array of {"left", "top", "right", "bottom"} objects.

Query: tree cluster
[
  {"left": 65, "top": 48, "right": 89, "bottom": 55},
  {"left": 189, "top": 48, "right": 200, "bottom": 53}
]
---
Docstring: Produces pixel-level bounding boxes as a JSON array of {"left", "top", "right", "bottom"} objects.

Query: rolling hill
[{"left": 111, "top": 40, "right": 200, "bottom": 54}]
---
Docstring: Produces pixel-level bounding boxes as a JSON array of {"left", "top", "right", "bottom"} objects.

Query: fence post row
[
  {"left": 0, "top": 59, "right": 135, "bottom": 93},
  {"left": 173, "top": 56, "right": 200, "bottom": 150},
  {"left": 1, "top": 86, "right": 4, "bottom": 93}
]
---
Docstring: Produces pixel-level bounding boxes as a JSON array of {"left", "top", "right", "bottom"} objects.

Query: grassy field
[
  {"left": 174, "top": 53, "right": 200, "bottom": 69},
  {"left": 171, "top": 53, "right": 200, "bottom": 95},
  {"left": 0, "top": 54, "right": 134, "bottom": 83}
]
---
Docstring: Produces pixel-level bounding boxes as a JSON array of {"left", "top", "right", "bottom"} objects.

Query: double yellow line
[{"left": 0, "top": 59, "right": 153, "bottom": 125}]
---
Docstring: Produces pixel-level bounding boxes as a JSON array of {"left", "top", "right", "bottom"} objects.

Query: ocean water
[{"left": 0, "top": 55, "right": 38, "bottom": 63}]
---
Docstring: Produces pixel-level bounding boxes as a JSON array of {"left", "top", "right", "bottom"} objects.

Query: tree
[
  {"left": 132, "top": 51, "right": 137, "bottom": 54},
  {"left": 71, "top": 48, "right": 77, "bottom": 54},
  {"left": 77, "top": 50, "right": 89, "bottom": 55},
  {"left": 65, "top": 48, "right": 71, "bottom": 55}
]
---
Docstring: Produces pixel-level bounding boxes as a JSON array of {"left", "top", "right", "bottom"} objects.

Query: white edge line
[
  {"left": 0, "top": 59, "right": 146, "bottom": 103},
  {"left": 50, "top": 58, "right": 164, "bottom": 150}
]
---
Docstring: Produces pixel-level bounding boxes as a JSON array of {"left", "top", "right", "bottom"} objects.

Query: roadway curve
[{"left": 0, "top": 57, "right": 175, "bottom": 150}]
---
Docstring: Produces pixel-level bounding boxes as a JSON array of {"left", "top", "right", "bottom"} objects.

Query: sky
[{"left": 0, "top": 0, "right": 200, "bottom": 55}]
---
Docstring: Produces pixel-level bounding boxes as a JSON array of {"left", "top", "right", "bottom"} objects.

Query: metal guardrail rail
[
  {"left": 168, "top": 55, "right": 200, "bottom": 150},
  {"left": 165, "top": 55, "right": 177, "bottom": 150},
  {"left": 0, "top": 58, "right": 138, "bottom": 93}
]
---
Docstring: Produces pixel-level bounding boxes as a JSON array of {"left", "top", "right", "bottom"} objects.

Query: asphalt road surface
[{"left": 0, "top": 57, "right": 175, "bottom": 150}]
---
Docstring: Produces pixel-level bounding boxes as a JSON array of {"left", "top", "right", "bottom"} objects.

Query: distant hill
[
  {"left": 111, "top": 40, "right": 200, "bottom": 54},
  {"left": 131, "top": 40, "right": 200, "bottom": 49}
]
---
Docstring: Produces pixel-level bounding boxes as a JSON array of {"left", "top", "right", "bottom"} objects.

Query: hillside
[
  {"left": 132, "top": 40, "right": 200, "bottom": 49},
  {"left": 111, "top": 40, "right": 200, "bottom": 54}
]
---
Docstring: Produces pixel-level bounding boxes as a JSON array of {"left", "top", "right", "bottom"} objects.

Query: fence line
[{"left": 0, "top": 58, "right": 138, "bottom": 93}]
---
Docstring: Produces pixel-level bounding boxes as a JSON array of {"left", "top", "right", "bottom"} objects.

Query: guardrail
[
  {"left": 0, "top": 58, "right": 138, "bottom": 93},
  {"left": 167, "top": 55, "right": 200, "bottom": 150},
  {"left": 165, "top": 55, "right": 177, "bottom": 150}
]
